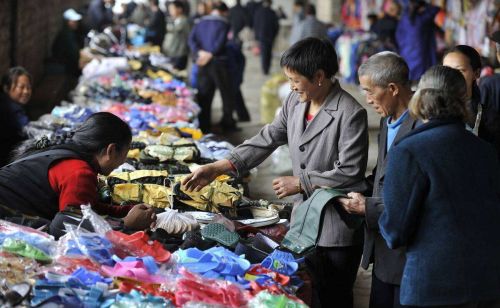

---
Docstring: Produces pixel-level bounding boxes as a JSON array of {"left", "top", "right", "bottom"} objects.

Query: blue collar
[{"left": 387, "top": 109, "right": 409, "bottom": 129}]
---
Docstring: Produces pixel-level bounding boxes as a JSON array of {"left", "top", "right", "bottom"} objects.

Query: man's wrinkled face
[{"left": 359, "top": 75, "right": 396, "bottom": 117}]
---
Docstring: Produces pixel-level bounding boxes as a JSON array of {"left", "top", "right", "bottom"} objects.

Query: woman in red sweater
[{"left": 0, "top": 112, "right": 155, "bottom": 237}]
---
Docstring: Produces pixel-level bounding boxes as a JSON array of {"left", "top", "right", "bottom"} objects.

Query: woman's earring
[{"left": 318, "top": 82, "right": 322, "bottom": 87}]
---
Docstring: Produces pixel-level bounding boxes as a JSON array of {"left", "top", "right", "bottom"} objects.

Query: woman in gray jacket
[{"left": 183, "top": 37, "right": 369, "bottom": 308}]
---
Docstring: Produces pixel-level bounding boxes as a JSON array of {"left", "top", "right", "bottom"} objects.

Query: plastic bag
[
  {"left": 0, "top": 219, "right": 56, "bottom": 261},
  {"left": 152, "top": 209, "right": 199, "bottom": 235},
  {"left": 175, "top": 268, "right": 249, "bottom": 308}
]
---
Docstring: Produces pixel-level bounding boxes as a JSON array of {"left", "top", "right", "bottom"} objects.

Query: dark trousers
[
  {"left": 370, "top": 273, "right": 404, "bottom": 308},
  {"left": 171, "top": 55, "right": 188, "bottom": 71},
  {"left": 196, "top": 60, "right": 236, "bottom": 132},
  {"left": 233, "top": 86, "right": 250, "bottom": 121},
  {"left": 259, "top": 40, "right": 273, "bottom": 75},
  {"left": 306, "top": 245, "right": 363, "bottom": 308}
]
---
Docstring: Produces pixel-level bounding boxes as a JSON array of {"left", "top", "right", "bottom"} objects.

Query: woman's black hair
[
  {"left": 444, "top": 45, "right": 482, "bottom": 72},
  {"left": 12, "top": 112, "right": 132, "bottom": 169},
  {"left": 1, "top": 66, "right": 32, "bottom": 93},
  {"left": 409, "top": 0, "right": 426, "bottom": 23},
  {"left": 280, "top": 37, "right": 339, "bottom": 80}
]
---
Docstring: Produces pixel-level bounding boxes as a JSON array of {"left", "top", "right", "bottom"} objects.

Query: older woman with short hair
[
  {"left": 380, "top": 65, "right": 500, "bottom": 307},
  {"left": 183, "top": 37, "right": 369, "bottom": 308}
]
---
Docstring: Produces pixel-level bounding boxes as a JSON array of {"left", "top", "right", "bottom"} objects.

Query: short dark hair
[
  {"left": 149, "top": 0, "right": 159, "bottom": 6},
  {"left": 1, "top": 66, "right": 32, "bottom": 93},
  {"left": 444, "top": 45, "right": 482, "bottom": 72},
  {"left": 213, "top": 2, "right": 229, "bottom": 12},
  {"left": 170, "top": 0, "right": 185, "bottom": 10},
  {"left": 280, "top": 37, "right": 339, "bottom": 80},
  {"left": 305, "top": 4, "right": 316, "bottom": 16},
  {"left": 294, "top": 0, "right": 305, "bottom": 7}
]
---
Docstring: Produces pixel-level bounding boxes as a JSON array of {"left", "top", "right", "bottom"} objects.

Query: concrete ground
[{"left": 209, "top": 33, "right": 381, "bottom": 308}]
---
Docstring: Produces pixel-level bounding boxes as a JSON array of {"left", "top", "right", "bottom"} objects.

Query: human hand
[
  {"left": 338, "top": 192, "right": 366, "bottom": 215},
  {"left": 272, "top": 176, "right": 301, "bottom": 199},
  {"left": 196, "top": 50, "right": 213, "bottom": 66},
  {"left": 123, "top": 203, "right": 157, "bottom": 230},
  {"left": 182, "top": 160, "right": 233, "bottom": 192}
]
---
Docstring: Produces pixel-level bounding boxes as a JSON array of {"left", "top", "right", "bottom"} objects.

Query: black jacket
[
  {"left": 479, "top": 74, "right": 500, "bottom": 161},
  {"left": 146, "top": 9, "right": 166, "bottom": 46},
  {"left": 0, "top": 149, "right": 82, "bottom": 220},
  {"left": 361, "top": 114, "right": 419, "bottom": 284},
  {"left": 253, "top": 6, "right": 279, "bottom": 43},
  {"left": 0, "top": 93, "right": 28, "bottom": 167}
]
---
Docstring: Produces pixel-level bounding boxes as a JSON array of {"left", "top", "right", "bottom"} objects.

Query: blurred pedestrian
[
  {"left": 87, "top": 0, "right": 115, "bottom": 31},
  {"left": 371, "top": 1, "right": 400, "bottom": 51},
  {"left": 52, "top": 9, "right": 83, "bottom": 76},
  {"left": 253, "top": 0, "right": 280, "bottom": 75},
  {"left": 288, "top": 0, "right": 305, "bottom": 46},
  {"left": 145, "top": 0, "right": 166, "bottom": 46},
  {"left": 228, "top": 0, "right": 248, "bottom": 40},
  {"left": 188, "top": 2, "right": 237, "bottom": 132},
  {"left": 396, "top": 0, "right": 439, "bottom": 82},
  {"left": 163, "top": 0, "right": 190, "bottom": 70},
  {"left": 298, "top": 4, "right": 327, "bottom": 41}
]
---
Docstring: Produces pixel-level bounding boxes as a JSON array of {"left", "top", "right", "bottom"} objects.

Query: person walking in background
[
  {"left": 144, "top": 0, "right": 166, "bottom": 46},
  {"left": 245, "top": 0, "right": 262, "bottom": 30},
  {"left": 297, "top": 4, "right": 327, "bottom": 41},
  {"left": 253, "top": 0, "right": 279, "bottom": 75},
  {"left": 87, "top": 0, "right": 115, "bottom": 31},
  {"left": 0, "top": 67, "right": 32, "bottom": 167},
  {"left": 371, "top": 1, "right": 401, "bottom": 51},
  {"left": 188, "top": 2, "right": 237, "bottom": 132},
  {"left": 228, "top": 0, "right": 248, "bottom": 40},
  {"left": 396, "top": 0, "right": 439, "bottom": 82},
  {"left": 380, "top": 65, "right": 500, "bottom": 307},
  {"left": 163, "top": 0, "right": 190, "bottom": 70},
  {"left": 338, "top": 52, "right": 418, "bottom": 308},
  {"left": 52, "top": 9, "right": 83, "bottom": 77},
  {"left": 288, "top": 0, "right": 305, "bottom": 46},
  {"left": 226, "top": 36, "right": 250, "bottom": 122}
]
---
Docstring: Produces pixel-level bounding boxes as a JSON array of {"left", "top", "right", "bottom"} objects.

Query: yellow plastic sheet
[
  {"left": 174, "top": 176, "right": 243, "bottom": 213},
  {"left": 112, "top": 183, "right": 171, "bottom": 208}
]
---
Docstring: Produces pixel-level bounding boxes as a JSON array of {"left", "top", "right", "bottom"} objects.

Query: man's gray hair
[{"left": 358, "top": 51, "right": 410, "bottom": 87}]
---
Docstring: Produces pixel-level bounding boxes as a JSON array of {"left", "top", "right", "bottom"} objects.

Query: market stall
[{"left": 0, "top": 28, "right": 310, "bottom": 308}]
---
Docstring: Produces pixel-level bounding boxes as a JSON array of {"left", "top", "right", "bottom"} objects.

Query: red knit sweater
[{"left": 48, "top": 159, "right": 132, "bottom": 217}]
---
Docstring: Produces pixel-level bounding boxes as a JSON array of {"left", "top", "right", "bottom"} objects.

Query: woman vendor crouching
[{"left": 0, "top": 112, "right": 156, "bottom": 238}]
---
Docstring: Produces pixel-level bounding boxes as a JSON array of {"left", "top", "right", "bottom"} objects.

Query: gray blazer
[
  {"left": 362, "top": 115, "right": 419, "bottom": 284},
  {"left": 229, "top": 81, "right": 369, "bottom": 246}
]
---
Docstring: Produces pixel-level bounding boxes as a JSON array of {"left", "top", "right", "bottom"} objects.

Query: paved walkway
[{"left": 210, "top": 35, "right": 381, "bottom": 308}]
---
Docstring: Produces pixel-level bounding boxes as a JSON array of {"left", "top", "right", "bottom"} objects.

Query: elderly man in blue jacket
[{"left": 188, "top": 2, "right": 237, "bottom": 133}]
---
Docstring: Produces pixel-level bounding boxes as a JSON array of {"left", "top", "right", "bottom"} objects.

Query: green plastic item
[
  {"left": 201, "top": 223, "right": 240, "bottom": 248},
  {"left": 248, "top": 291, "right": 308, "bottom": 308},
  {"left": 2, "top": 238, "right": 51, "bottom": 262}
]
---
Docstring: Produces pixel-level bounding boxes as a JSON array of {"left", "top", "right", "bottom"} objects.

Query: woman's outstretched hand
[{"left": 182, "top": 159, "right": 234, "bottom": 192}]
